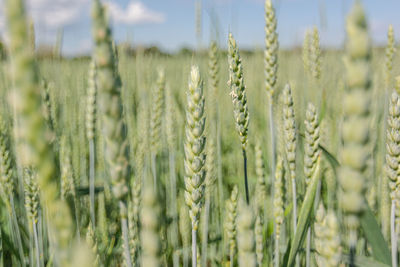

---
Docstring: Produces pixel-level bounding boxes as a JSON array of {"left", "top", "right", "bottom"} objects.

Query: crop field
[{"left": 0, "top": 0, "right": 399, "bottom": 266}]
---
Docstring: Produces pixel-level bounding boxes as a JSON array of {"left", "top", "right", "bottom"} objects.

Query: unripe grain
[
  {"left": 314, "top": 203, "right": 341, "bottom": 267},
  {"left": 184, "top": 65, "right": 206, "bottom": 267},
  {"left": 385, "top": 25, "right": 395, "bottom": 88},
  {"left": 86, "top": 60, "right": 97, "bottom": 141},
  {"left": 150, "top": 69, "right": 165, "bottom": 154},
  {"left": 339, "top": 1, "right": 372, "bottom": 250},
  {"left": 310, "top": 27, "right": 321, "bottom": 81},
  {"left": 304, "top": 103, "right": 320, "bottom": 185},
  {"left": 6, "top": 0, "right": 76, "bottom": 264},
  {"left": 184, "top": 65, "right": 206, "bottom": 230},
  {"left": 228, "top": 33, "right": 249, "bottom": 151},
  {"left": 140, "top": 185, "right": 162, "bottom": 267},
  {"left": 237, "top": 203, "right": 256, "bottom": 267},
  {"left": 225, "top": 185, "right": 239, "bottom": 263},
  {"left": 264, "top": 0, "right": 278, "bottom": 96}
]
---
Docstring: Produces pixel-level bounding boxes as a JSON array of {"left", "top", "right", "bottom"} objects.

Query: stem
[
  {"left": 10, "top": 197, "right": 25, "bottom": 266},
  {"left": 173, "top": 251, "right": 180, "bottom": 267},
  {"left": 151, "top": 152, "right": 157, "bottom": 192},
  {"left": 0, "top": 229, "right": 2, "bottom": 267},
  {"left": 74, "top": 198, "right": 81, "bottom": 243},
  {"left": 305, "top": 180, "right": 321, "bottom": 267},
  {"left": 28, "top": 223, "right": 33, "bottom": 266},
  {"left": 268, "top": 93, "right": 276, "bottom": 178},
  {"left": 201, "top": 193, "right": 211, "bottom": 267},
  {"left": 169, "top": 151, "right": 179, "bottom": 267},
  {"left": 216, "top": 115, "right": 224, "bottom": 226},
  {"left": 89, "top": 139, "right": 96, "bottom": 228},
  {"left": 32, "top": 219, "right": 40, "bottom": 267},
  {"left": 216, "top": 120, "right": 224, "bottom": 246},
  {"left": 306, "top": 228, "right": 311, "bottom": 267},
  {"left": 242, "top": 149, "right": 249, "bottom": 205},
  {"left": 349, "top": 227, "right": 357, "bottom": 267},
  {"left": 349, "top": 246, "right": 356, "bottom": 267},
  {"left": 292, "top": 179, "right": 297, "bottom": 233},
  {"left": 38, "top": 209, "right": 45, "bottom": 267},
  {"left": 391, "top": 200, "right": 397, "bottom": 267},
  {"left": 381, "top": 174, "right": 390, "bottom": 240},
  {"left": 183, "top": 246, "right": 189, "bottom": 267},
  {"left": 274, "top": 232, "right": 279, "bottom": 267},
  {"left": 7, "top": 211, "right": 19, "bottom": 265},
  {"left": 381, "top": 89, "right": 390, "bottom": 239},
  {"left": 230, "top": 247, "right": 234, "bottom": 267},
  {"left": 192, "top": 228, "right": 197, "bottom": 267},
  {"left": 120, "top": 201, "right": 132, "bottom": 267}
]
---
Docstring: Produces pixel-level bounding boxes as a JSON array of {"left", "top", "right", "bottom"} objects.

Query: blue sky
[{"left": 0, "top": 0, "right": 399, "bottom": 56}]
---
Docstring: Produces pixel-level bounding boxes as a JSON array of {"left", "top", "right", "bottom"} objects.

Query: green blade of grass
[
  {"left": 0, "top": 227, "right": 19, "bottom": 257},
  {"left": 360, "top": 202, "right": 391, "bottom": 265},
  {"left": 284, "top": 156, "right": 321, "bottom": 267},
  {"left": 319, "top": 144, "right": 339, "bottom": 171},
  {"left": 299, "top": 132, "right": 339, "bottom": 171},
  {"left": 343, "top": 255, "right": 390, "bottom": 267}
]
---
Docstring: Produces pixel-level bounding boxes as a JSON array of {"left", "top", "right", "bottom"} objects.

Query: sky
[{"left": 0, "top": 0, "right": 399, "bottom": 56}]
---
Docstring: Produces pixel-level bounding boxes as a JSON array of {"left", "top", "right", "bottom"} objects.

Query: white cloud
[
  {"left": 0, "top": 0, "right": 164, "bottom": 51},
  {"left": 106, "top": 1, "right": 165, "bottom": 24},
  {"left": 28, "top": 0, "right": 90, "bottom": 29},
  {"left": 0, "top": 0, "right": 165, "bottom": 32},
  {"left": 0, "top": 0, "right": 89, "bottom": 33}
]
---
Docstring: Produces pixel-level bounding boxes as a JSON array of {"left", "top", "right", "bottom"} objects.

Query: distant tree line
[{"left": 0, "top": 38, "right": 386, "bottom": 61}]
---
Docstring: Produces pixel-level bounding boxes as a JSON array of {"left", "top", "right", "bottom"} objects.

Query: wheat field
[{"left": 0, "top": 0, "right": 399, "bottom": 266}]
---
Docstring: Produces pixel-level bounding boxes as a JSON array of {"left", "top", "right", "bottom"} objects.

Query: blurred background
[{"left": 0, "top": 0, "right": 400, "bottom": 57}]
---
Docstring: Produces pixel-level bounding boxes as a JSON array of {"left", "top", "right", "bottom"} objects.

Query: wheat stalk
[
  {"left": 184, "top": 65, "right": 206, "bottom": 267},
  {"left": 237, "top": 202, "right": 256, "bottom": 267},
  {"left": 255, "top": 211, "right": 264, "bottom": 266},
  {"left": 6, "top": 0, "right": 77, "bottom": 264},
  {"left": 0, "top": 116, "right": 14, "bottom": 208},
  {"left": 91, "top": 0, "right": 131, "bottom": 265},
  {"left": 385, "top": 91, "right": 400, "bottom": 267},
  {"left": 40, "top": 79, "right": 55, "bottom": 133},
  {"left": 86, "top": 59, "right": 97, "bottom": 228},
  {"left": 208, "top": 41, "right": 225, "bottom": 238},
  {"left": 165, "top": 83, "right": 180, "bottom": 267},
  {"left": 150, "top": 68, "right": 165, "bottom": 191},
  {"left": 228, "top": 33, "right": 250, "bottom": 204},
  {"left": 282, "top": 84, "right": 297, "bottom": 233},
  {"left": 303, "top": 30, "right": 312, "bottom": 74},
  {"left": 23, "top": 168, "right": 40, "bottom": 267},
  {"left": 201, "top": 137, "right": 217, "bottom": 266},
  {"left": 304, "top": 102, "right": 320, "bottom": 186},
  {"left": 60, "top": 136, "right": 76, "bottom": 200},
  {"left": 385, "top": 25, "right": 395, "bottom": 89},
  {"left": 264, "top": 0, "right": 279, "bottom": 172},
  {"left": 0, "top": 117, "right": 25, "bottom": 266},
  {"left": 264, "top": 0, "right": 278, "bottom": 97},
  {"left": 129, "top": 177, "right": 142, "bottom": 266},
  {"left": 179, "top": 198, "right": 191, "bottom": 267},
  {"left": 314, "top": 203, "right": 342, "bottom": 267},
  {"left": 255, "top": 141, "right": 267, "bottom": 214},
  {"left": 340, "top": 2, "right": 372, "bottom": 264},
  {"left": 273, "top": 156, "right": 284, "bottom": 267},
  {"left": 140, "top": 185, "right": 162, "bottom": 267},
  {"left": 310, "top": 27, "right": 321, "bottom": 81},
  {"left": 304, "top": 102, "right": 320, "bottom": 267},
  {"left": 225, "top": 185, "right": 238, "bottom": 267}
]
